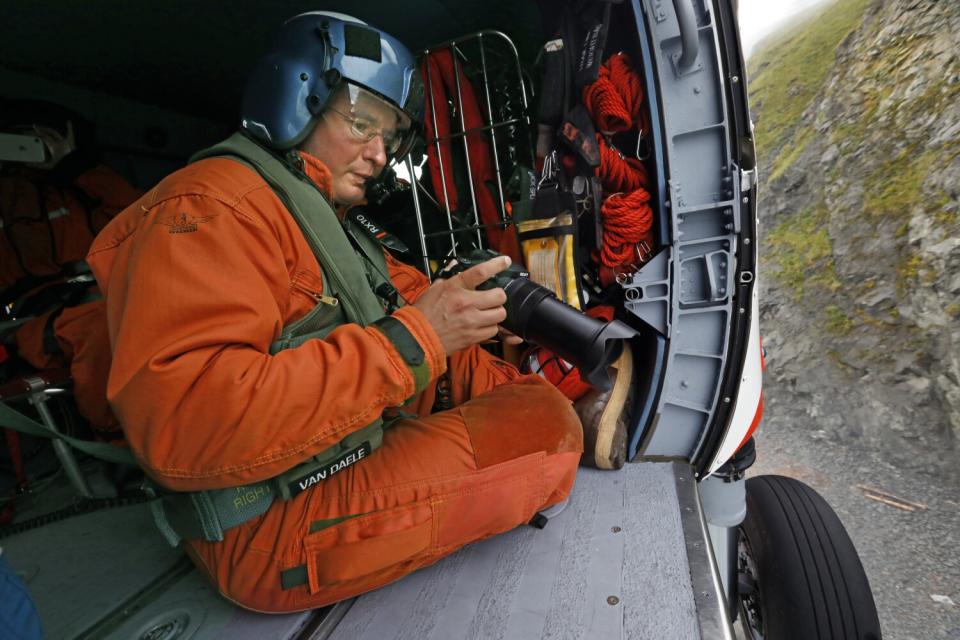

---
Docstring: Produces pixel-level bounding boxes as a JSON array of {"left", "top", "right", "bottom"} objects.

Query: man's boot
[{"left": 574, "top": 343, "right": 634, "bottom": 470}]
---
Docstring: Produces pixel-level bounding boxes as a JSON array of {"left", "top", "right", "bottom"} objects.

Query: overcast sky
[{"left": 737, "top": 0, "right": 828, "bottom": 57}]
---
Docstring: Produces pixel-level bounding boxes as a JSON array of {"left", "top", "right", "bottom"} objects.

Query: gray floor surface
[
  {"left": 2, "top": 461, "right": 717, "bottom": 639},
  {"left": 332, "top": 462, "right": 710, "bottom": 640}
]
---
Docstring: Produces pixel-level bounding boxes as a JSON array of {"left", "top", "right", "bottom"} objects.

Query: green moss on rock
[
  {"left": 862, "top": 148, "right": 936, "bottom": 220},
  {"left": 895, "top": 251, "right": 936, "bottom": 294},
  {"left": 768, "top": 126, "right": 815, "bottom": 182},
  {"left": 824, "top": 305, "right": 855, "bottom": 335},
  {"left": 765, "top": 204, "right": 841, "bottom": 299}
]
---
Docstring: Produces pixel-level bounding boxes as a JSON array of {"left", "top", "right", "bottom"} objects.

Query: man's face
[{"left": 301, "top": 85, "right": 401, "bottom": 205}]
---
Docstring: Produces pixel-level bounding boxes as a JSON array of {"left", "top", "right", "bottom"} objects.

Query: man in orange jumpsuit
[{"left": 87, "top": 12, "right": 583, "bottom": 612}]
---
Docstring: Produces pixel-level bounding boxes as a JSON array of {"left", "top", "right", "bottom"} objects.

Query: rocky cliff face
[{"left": 748, "top": 0, "right": 960, "bottom": 480}]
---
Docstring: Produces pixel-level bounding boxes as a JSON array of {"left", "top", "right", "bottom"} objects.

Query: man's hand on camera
[{"left": 413, "top": 256, "right": 511, "bottom": 355}]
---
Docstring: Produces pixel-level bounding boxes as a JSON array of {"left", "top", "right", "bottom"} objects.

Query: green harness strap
[
  {"left": 147, "top": 134, "right": 428, "bottom": 547},
  {"left": 0, "top": 402, "right": 136, "bottom": 466}
]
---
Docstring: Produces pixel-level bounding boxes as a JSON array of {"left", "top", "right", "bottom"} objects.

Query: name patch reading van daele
[{"left": 286, "top": 442, "right": 372, "bottom": 497}]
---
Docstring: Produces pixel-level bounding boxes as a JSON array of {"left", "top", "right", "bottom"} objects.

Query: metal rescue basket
[{"left": 403, "top": 31, "right": 534, "bottom": 277}]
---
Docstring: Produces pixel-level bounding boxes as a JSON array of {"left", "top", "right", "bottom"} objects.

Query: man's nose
[{"left": 362, "top": 134, "right": 388, "bottom": 168}]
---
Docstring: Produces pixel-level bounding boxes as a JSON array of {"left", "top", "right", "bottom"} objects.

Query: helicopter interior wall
[
  {"left": 0, "top": 65, "right": 229, "bottom": 189},
  {"left": 0, "top": 1, "right": 547, "bottom": 126},
  {"left": 0, "top": 0, "right": 551, "bottom": 190}
]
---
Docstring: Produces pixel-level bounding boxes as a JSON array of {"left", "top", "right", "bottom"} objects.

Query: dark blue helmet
[{"left": 240, "top": 12, "right": 423, "bottom": 157}]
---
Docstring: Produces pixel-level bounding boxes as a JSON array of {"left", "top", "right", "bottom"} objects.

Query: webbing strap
[
  {"left": 516, "top": 224, "right": 577, "bottom": 240},
  {"left": 149, "top": 498, "right": 182, "bottom": 548},
  {"left": 152, "top": 481, "right": 276, "bottom": 546},
  {"left": 371, "top": 317, "right": 430, "bottom": 393},
  {"left": 0, "top": 402, "right": 136, "bottom": 466},
  {"left": 280, "top": 565, "right": 310, "bottom": 590}
]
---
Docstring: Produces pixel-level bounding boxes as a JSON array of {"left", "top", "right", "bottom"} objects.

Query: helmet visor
[{"left": 330, "top": 82, "right": 415, "bottom": 159}]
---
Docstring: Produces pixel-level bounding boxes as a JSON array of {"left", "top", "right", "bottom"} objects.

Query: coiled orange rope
[
  {"left": 583, "top": 53, "right": 645, "bottom": 134},
  {"left": 600, "top": 190, "right": 654, "bottom": 267},
  {"left": 582, "top": 53, "right": 654, "bottom": 269},
  {"left": 596, "top": 136, "right": 647, "bottom": 193}
]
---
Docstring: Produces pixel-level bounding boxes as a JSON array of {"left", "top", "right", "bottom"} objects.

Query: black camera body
[{"left": 440, "top": 249, "right": 636, "bottom": 391}]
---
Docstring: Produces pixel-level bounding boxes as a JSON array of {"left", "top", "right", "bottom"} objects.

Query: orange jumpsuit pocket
[
  {"left": 290, "top": 268, "right": 325, "bottom": 301},
  {"left": 433, "top": 453, "right": 544, "bottom": 551},
  {"left": 303, "top": 501, "right": 435, "bottom": 593}
]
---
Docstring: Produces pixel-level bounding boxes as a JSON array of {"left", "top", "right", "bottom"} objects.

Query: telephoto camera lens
[
  {"left": 440, "top": 250, "right": 637, "bottom": 390},
  {"left": 499, "top": 278, "right": 636, "bottom": 391}
]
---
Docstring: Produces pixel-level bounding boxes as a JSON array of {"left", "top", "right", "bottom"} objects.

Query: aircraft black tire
[{"left": 738, "top": 474, "right": 882, "bottom": 640}]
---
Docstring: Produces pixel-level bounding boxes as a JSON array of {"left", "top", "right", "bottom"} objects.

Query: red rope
[
  {"left": 600, "top": 191, "right": 654, "bottom": 267},
  {"left": 583, "top": 53, "right": 645, "bottom": 134},
  {"left": 582, "top": 53, "right": 655, "bottom": 269},
  {"left": 596, "top": 136, "right": 647, "bottom": 193}
]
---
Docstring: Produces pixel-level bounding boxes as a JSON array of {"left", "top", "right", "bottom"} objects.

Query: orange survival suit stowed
[
  {"left": 0, "top": 164, "right": 141, "bottom": 292},
  {"left": 2, "top": 164, "right": 141, "bottom": 433},
  {"left": 87, "top": 142, "right": 583, "bottom": 612}
]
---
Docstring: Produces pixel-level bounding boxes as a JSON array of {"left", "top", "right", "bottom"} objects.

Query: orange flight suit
[{"left": 87, "top": 151, "right": 583, "bottom": 612}]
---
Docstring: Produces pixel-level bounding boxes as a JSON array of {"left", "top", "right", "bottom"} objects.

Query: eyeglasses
[{"left": 325, "top": 107, "right": 406, "bottom": 155}]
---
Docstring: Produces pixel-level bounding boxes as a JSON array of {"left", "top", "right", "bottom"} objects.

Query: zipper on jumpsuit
[
  {"left": 291, "top": 280, "right": 340, "bottom": 307},
  {"left": 285, "top": 153, "right": 368, "bottom": 324}
]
